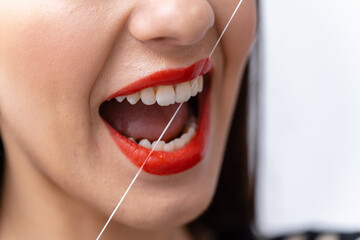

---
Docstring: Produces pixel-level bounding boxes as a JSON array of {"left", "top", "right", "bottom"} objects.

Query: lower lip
[{"left": 103, "top": 83, "right": 211, "bottom": 175}]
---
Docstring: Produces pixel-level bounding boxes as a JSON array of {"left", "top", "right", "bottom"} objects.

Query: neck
[{"left": 0, "top": 146, "right": 192, "bottom": 240}]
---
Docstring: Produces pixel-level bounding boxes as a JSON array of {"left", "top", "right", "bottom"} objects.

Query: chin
[
  {"left": 112, "top": 178, "right": 215, "bottom": 231},
  {"left": 84, "top": 150, "right": 221, "bottom": 231}
]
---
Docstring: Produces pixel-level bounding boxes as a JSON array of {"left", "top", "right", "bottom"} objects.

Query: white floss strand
[
  {"left": 96, "top": 1, "right": 244, "bottom": 239},
  {"left": 96, "top": 102, "right": 184, "bottom": 240},
  {"left": 209, "top": 0, "right": 244, "bottom": 58}
]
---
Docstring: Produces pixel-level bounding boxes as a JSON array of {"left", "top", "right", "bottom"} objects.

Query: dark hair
[
  {"left": 192, "top": 3, "right": 261, "bottom": 237},
  {"left": 188, "top": 63, "right": 256, "bottom": 240}
]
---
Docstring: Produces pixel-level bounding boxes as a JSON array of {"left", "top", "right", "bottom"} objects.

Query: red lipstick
[
  {"left": 108, "top": 58, "right": 212, "bottom": 98},
  {"left": 102, "top": 58, "right": 212, "bottom": 175}
]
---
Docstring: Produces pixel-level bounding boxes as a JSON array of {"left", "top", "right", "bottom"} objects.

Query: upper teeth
[{"left": 115, "top": 75, "right": 203, "bottom": 106}]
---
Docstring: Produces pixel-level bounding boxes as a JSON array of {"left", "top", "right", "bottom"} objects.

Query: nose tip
[{"left": 129, "top": 0, "right": 215, "bottom": 46}]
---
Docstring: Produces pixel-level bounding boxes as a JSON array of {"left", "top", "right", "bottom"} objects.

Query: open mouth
[{"left": 99, "top": 58, "right": 212, "bottom": 175}]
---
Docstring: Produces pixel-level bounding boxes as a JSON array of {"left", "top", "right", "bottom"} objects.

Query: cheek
[
  {"left": 212, "top": 0, "right": 257, "bottom": 112},
  {"left": 0, "top": 1, "right": 123, "bottom": 146},
  {"left": 0, "top": 1, "right": 121, "bottom": 175},
  {"left": 0, "top": 2, "right": 135, "bottom": 212},
  {"left": 219, "top": 0, "right": 257, "bottom": 76},
  {"left": 214, "top": 0, "right": 257, "bottom": 60},
  {"left": 207, "top": 0, "right": 256, "bottom": 164},
  {"left": 0, "top": 2, "right": 108, "bottom": 106},
  {"left": 225, "top": 0, "right": 256, "bottom": 108}
]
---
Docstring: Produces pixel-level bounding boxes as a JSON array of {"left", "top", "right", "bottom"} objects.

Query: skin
[{"left": 0, "top": 0, "right": 256, "bottom": 239}]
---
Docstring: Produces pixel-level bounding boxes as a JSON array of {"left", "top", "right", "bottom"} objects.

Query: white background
[{"left": 256, "top": 0, "right": 360, "bottom": 237}]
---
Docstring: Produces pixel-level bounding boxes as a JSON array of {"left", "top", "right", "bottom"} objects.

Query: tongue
[{"left": 100, "top": 99, "right": 189, "bottom": 142}]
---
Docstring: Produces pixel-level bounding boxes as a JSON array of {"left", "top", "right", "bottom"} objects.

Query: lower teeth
[{"left": 129, "top": 117, "right": 197, "bottom": 152}]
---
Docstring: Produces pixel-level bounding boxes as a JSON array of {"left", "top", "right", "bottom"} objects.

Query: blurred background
[{"left": 252, "top": 0, "right": 360, "bottom": 238}]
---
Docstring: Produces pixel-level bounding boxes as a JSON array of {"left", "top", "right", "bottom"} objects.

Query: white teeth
[
  {"left": 198, "top": 75, "right": 203, "bottom": 92},
  {"left": 187, "top": 126, "right": 196, "bottom": 136},
  {"left": 140, "top": 87, "right": 156, "bottom": 105},
  {"left": 163, "top": 141, "right": 175, "bottom": 152},
  {"left": 175, "top": 81, "right": 191, "bottom": 103},
  {"left": 114, "top": 75, "right": 204, "bottom": 106},
  {"left": 173, "top": 138, "right": 185, "bottom": 149},
  {"left": 136, "top": 118, "right": 197, "bottom": 152},
  {"left": 138, "top": 139, "right": 152, "bottom": 149},
  {"left": 115, "top": 96, "right": 125, "bottom": 103},
  {"left": 126, "top": 92, "right": 140, "bottom": 105},
  {"left": 190, "top": 78, "right": 199, "bottom": 96},
  {"left": 156, "top": 85, "right": 176, "bottom": 106},
  {"left": 152, "top": 140, "right": 165, "bottom": 151},
  {"left": 180, "top": 132, "right": 191, "bottom": 143}
]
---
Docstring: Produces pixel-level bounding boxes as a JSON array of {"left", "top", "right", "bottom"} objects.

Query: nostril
[{"left": 128, "top": 0, "right": 214, "bottom": 46}]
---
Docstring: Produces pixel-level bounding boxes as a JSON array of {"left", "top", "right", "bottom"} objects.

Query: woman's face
[{"left": 0, "top": 0, "right": 256, "bottom": 230}]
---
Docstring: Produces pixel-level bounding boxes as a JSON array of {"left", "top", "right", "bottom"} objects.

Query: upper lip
[{"left": 106, "top": 58, "right": 213, "bottom": 100}]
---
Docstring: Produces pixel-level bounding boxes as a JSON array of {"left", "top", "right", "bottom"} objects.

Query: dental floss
[{"left": 96, "top": 1, "right": 244, "bottom": 239}]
